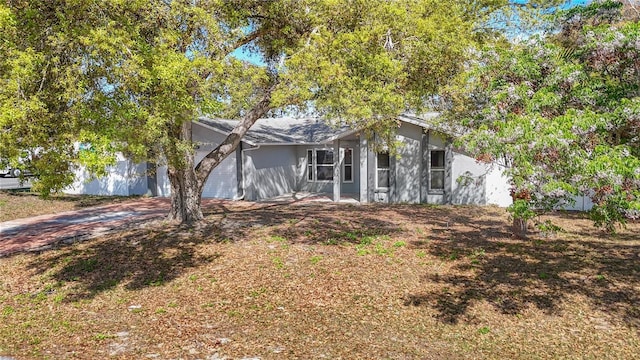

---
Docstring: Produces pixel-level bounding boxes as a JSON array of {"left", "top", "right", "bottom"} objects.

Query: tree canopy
[
  {"left": 442, "top": 0, "right": 640, "bottom": 233},
  {"left": 1, "top": 0, "right": 568, "bottom": 223}
]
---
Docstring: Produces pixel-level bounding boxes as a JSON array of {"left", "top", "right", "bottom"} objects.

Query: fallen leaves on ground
[{"left": 0, "top": 200, "right": 639, "bottom": 359}]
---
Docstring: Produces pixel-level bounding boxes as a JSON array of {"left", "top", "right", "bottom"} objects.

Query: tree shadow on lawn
[
  {"left": 24, "top": 201, "right": 401, "bottom": 303},
  {"left": 23, "top": 201, "right": 640, "bottom": 329},
  {"left": 28, "top": 222, "right": 223, "bottom": 303},
  {"left": 207, "top": 202, "right": 404, "bottom": 245},
  {"left": 398, "top": 207, "right": 640, "bottom": 328},
  {"left": 258, "top": 203, "right": 405, "bottom": 245}
]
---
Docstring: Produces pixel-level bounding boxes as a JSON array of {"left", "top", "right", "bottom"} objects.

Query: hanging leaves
[{"left": 443, "top": 1, "right": 640, "bottom": 231}]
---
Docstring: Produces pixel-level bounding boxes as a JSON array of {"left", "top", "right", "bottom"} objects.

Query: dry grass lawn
[
  {"left": 0, "top": 191, "right": 135, "bottom": 222},
  {"left": 0, "top": 197, "right": 639, "bottom": 359}
]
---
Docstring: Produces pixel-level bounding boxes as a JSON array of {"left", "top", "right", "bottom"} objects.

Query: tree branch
[
  {"left": 194, "top": 82, "right": 277, "bottom": 186},
  {"left": 226, "top": 28, "right": 266, "bottom": 56},
  {"left": 625, "top": 0, "right": 640, "bottom": 16}
]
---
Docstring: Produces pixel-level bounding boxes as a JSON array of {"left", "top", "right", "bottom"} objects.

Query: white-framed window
[
  {"left": 306, "top": 148, "right": 334, "bottom": 182},
  {"left": 430, "top": 150, "right": 445, "bottom": 191},
  {"left": 376, "top": 152, "right": 390, "bottom": 189},
  {"left": 343, "top": 148, "right": 353, "bottom": 183},
  {"left": 307, "top": 149, "right": 314, "bottom": 181},
  {"left": 307, "top": 148, "right": 353, "bottom": 183},
  {"left": 315, "top": 149, "right": 334, "bottom": 181}
]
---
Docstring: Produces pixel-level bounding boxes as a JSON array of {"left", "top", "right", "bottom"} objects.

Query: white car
[
  {"left": 0, "top": 150, "right": 39, "bottom": 178},
  {"left": 0, "top": 166, "right": 24, "bottom": 178}
]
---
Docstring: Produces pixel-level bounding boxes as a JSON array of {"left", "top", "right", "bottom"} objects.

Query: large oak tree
[{"left": 0, "top": 0, "right": 567, "bottom": 224}]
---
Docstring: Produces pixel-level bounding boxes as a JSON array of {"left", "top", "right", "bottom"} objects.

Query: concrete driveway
[{"left": 0, "top": 192, "right": 360, "bottom": 257}]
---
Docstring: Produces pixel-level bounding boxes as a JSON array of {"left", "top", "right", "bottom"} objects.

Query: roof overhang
[
  {"left": 193, "top": 119, "right": 260, "bottom": 147},
  {"left": 194, "top": 112, "right": 447, "bottom": 147}
]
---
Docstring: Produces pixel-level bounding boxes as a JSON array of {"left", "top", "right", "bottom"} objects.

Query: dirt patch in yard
[{"left": 0, "top": 201, "right": 638, "bottom": 359}]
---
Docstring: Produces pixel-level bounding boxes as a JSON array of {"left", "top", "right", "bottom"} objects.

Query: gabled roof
[
  {"left": 196, "top": 112, "right": 443, "bottom": 146},
  {"left": 197, "top": 117, "right": 351, "bottom": 146},
  {"left": 399, "top": 112, "right": 464, "bottom": 137},
  {"left": 397, "top": 112, "right": 440, "bottom": 128}
]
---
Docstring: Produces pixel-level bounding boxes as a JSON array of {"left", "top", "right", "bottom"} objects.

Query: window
[
  {"left": 343, "top": 148, "right": 353, "bottom": 183},
  {"left": 316, "top": 149, "right": 334, "bottom": 181},
  {"left": 307, "top": 150, "right": 313, "bottom": 181},
  {"left": 377, "top": 152, "right": 390, "bottom": 188},
  {"left": 307, "top": 148, "right": 353, "bottom": 183},
  {"left": 430, "top": 150, "right": 445, "bottom": 191}
]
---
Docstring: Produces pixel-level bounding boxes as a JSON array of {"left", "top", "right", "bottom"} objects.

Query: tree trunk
[
  {"left": 167, "top": 164, "right": 204, "bottom": 224},
  {"left": 166, "top": 121, "right": 205, "bottom": 224},
  {"left": 512, "top": 217, "right": 528, "bottom": 239}
]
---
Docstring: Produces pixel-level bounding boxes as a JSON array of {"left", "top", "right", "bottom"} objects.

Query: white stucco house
[{"left": 65, "top": 113, "right": 516, "bottom": 207}]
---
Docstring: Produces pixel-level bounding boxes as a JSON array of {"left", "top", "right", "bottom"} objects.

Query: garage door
[{"left": 197, "top": 150, "right": 237, "bottom": 199}]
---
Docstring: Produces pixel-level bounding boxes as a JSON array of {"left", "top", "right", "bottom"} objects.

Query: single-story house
[{"left": 66, "top": 113, "right": 517, "bottom": 207}]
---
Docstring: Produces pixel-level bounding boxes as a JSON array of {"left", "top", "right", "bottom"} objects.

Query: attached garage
[
  {"left": 155, "top": 122, "right": 239, "bottom": 199},
  {"left": 197, "top": 148, "right": 237, "bottom": 199}
]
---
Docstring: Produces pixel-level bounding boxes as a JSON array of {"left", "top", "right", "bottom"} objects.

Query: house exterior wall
[
  {"left": 244, "top": 145, "right": 297, "bottom": 201},
  {"left": 65, "top": 119, "right": 514, "bottom": 207},
  {"left": 155, "top": 165, "right": 171, "bottom": 197},
  {"left": 65, "top": 154, "right": 148, "bottom": 196},
  {"left": 361, "top": 127, "right": 514, "bottom": 206},
  {"left": 297, "top": 142, "right": 360, "bottom": 195},
  {"left": 450, "top": 153, "right": 487, "bottom": 205},
  {"left": 368, "top": 124, "right": 430, "bottom": 204},
  {"left": 394, "top": 123, "right": 423, "bottom": 203},
  {"left": 198, "top": 148, "right": 238, "bottom": 199},
  {"left": 339, "top": 140, "right": 359, "bottom": 195},
  {"left": 156, "top": 124, "right": 238, "bottom": 199},
  {"left": 422, "top": 131, "right": 447, "bottom": 205},
  {"left": 485, "top": 164, "right": 513, "bottom": 207},
  {"left": 298, "top": 145, "right": 332, "bottom": 193},
  {"left": 193, "top": 124, "right": 238, "bottom": 199},
  {"left": 129, "top": 162, "right": 150, "bottom": 195},
  {"left": 557, "top": 195, "right": 594, "bottom": 211}
]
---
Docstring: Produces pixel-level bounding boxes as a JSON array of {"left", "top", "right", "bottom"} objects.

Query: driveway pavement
[
  {"left": 0, "top": 176, "right": 32, "bottom": 190},
  {"left": 0, "top": 192, "right": 360, "bottom": 257},
  {"left": 0, "top": 198, "right": 170, "bottom": 257}
]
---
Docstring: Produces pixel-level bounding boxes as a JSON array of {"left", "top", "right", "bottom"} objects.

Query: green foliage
[
  {"left": 267, "top": 235, "right": 287, "bottom": 244},
  {"left": 355, "top": 235, "right": 398, "bottom": 257},
  {"left": 271, "top": 256, "right": 285, "bottom": 269},
  {"left": 93, "top": 333, "right": 115, "bottom": 341},
  {"left": 536, "top": 220, "right": 563, "bottom": 234},
  {"left": 359, "top": 236, "right": 375, "bottom": 246},
  {"left": 1, "top": 305, "right": 14, "bottom": 317},
  {"left": 508, "top": 200, "right": 537, "bottom": 223},
  {"left": 443, "top": 1, "right": 640, "bottom": 232},
  {"left": 309, "top": 255, "right": 323, "bottom": 265},
  {"left": 0, "top": 0, "right": 569, "bottom": 221}
]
